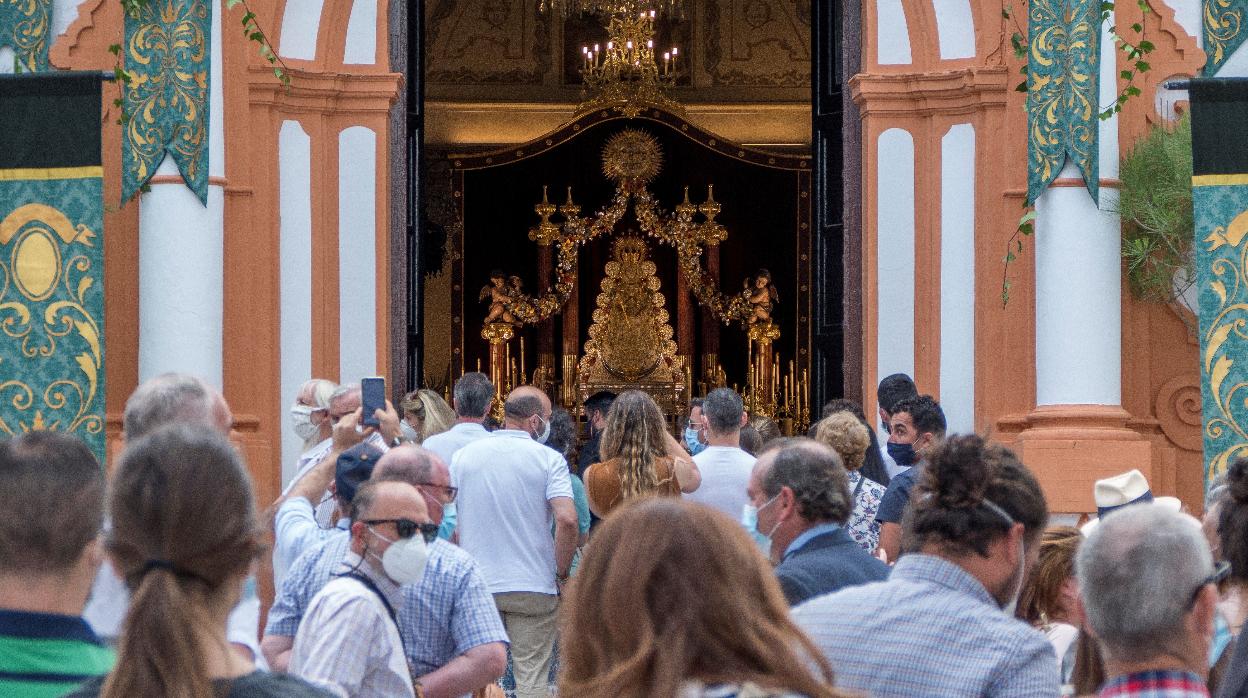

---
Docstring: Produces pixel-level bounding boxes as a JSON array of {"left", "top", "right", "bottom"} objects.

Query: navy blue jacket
[{"left": 775, "top": 526, "right": 890, "bottom": 607}]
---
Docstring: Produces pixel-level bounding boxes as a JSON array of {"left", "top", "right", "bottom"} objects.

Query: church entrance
[{"left": 402, "top": 1, "right": 852, "bottom": 422}]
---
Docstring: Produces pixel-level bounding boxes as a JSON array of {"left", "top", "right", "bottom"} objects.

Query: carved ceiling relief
[
  {"left": 703, "top": 0, "right": 811, "bottom": 87},
  {"left": 425, "top": 0, "right": 810, "bottom": 91},
  {"left": 426, "top": 0, "right": 552, "bottom": 84}
]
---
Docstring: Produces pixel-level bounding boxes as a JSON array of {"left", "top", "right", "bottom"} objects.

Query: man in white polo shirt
[
  {"left": 421, "top": 372, "right": 493, "bottom": 540},
  {"left": 685, "top": 387, "right": 755, "bottom": 519},
  {"left": 450, "top": 385, "right": 578, "bottom": 698}
]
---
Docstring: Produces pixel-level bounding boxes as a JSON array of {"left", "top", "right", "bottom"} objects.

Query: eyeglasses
[
  {"left": 417, "top": 483, "right": 458, "bottom": 502},
  {"left": 363, "top": 518, "right": 439, "bottom": 544},
  {"left": 1189, "top": 560, "right": 1232, "bottom": 607}
]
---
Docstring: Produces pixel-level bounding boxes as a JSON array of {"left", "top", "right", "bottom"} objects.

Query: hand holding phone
[{"left": 361, "top": 377, "right": 386, "bottom": 428}]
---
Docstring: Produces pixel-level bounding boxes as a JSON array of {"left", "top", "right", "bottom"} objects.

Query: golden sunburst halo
[{"left": 601, "top": 128, "right": 664, "bottom": 184}]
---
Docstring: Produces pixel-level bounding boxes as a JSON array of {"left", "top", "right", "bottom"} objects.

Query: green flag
[{"left": 0, "top": 72, "right": 106, "bottom": 464}]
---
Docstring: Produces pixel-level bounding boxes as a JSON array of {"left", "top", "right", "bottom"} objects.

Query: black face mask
[{"left": 887, "top": 441, "right": 916, "bottom": 466}]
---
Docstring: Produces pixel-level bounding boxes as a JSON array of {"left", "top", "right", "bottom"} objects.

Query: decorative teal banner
[
  {"left": 1194, "top": 181, "right": 1248, "bottom": 484},
  {"left": 0, "top": 0, "right": 53, "bottom": 71},
  {"left": 1205, "top": 0, "right": 1248, "bottom": 75},
  {"left": 122, "top": 0, "right": 211, "bottom": 204},
  {"left": 1191, "top": 78, "right": 1248, "bottom": 493},
  {"left": 1026, "top": 0, "right": 1101, "bottom": 205},
  {"left": 0, "top": 73, "right": 106, "bottom": 464}
]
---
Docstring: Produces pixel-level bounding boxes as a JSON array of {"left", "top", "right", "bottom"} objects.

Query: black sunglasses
[
  {"left": 364, "top": 518, "right": 439, "bottom": 544},
  {"left": 1189, "top": 561, "right": 1232, "bottom": 607}
]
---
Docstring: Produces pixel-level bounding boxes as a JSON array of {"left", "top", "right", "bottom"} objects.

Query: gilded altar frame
[{"left": 444, "top": 105, "right": 812, "bottom": 412}]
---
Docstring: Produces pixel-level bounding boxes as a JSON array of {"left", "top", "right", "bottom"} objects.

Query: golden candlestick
[{"left": 482, "top": 322, "right": 516, "bottom": 421}]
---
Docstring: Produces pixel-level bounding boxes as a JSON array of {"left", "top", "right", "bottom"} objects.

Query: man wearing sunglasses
[
  {"left": 291, "top": 479, "right": 433, "bottom": 696},
  {"left": 1078, "top": 505, "right": 1221, "bottom": 698},
  {"left": 264, "top": 445, "right": 509, "bottom": 698}
]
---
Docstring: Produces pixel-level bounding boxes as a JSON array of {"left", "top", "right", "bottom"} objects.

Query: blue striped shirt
[
  {"left": 265, "top": 532, "right": 508, "bottom": 677},
  {"left": 791, "top": 553, "right": 1058, "bottom": 698}
]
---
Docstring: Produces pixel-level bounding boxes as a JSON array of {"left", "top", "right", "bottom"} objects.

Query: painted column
[
  {"left": 1016, "top": 9, "right": 1151, "bottom": 513},
  {"left": 137, "top": 1, "right": 224, "bottom": 386}
]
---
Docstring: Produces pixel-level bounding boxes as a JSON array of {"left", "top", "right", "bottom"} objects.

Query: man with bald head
[
  {"left": 263, "top": 444, "right": 509, "bottom": 697},
  {"left": 291, "top": 480, "right": 433, "bottom": 695},
  {"left": 451, "top": 386, "right": 578, "bottom": 698}
]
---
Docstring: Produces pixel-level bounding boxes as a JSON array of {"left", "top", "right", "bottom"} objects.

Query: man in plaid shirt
[
  {"left": 1079, "top": 505, "right": 1219, "bottom": 698},
  {"left": 263, "top": 446, "right": 508, "bottom": 698}
]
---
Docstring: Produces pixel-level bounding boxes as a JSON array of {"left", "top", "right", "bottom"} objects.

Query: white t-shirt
[
  {"left": 450, "top": 429, "right": 573, "bottom": 595},
  {"left": 685, "top": 446, "right": 755, "bottom": 519},
  {"left": 422, "top": 421, "right": 490, "bottom": 465}
]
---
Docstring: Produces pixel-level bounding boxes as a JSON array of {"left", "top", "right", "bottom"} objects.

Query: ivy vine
[{"left": 999, "top": 0, "right": 1155, "bottom": 306}]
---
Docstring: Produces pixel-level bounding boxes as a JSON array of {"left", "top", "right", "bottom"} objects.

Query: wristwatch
[{"left": 391, "top": 435, "right": 404, "bottom": 448}]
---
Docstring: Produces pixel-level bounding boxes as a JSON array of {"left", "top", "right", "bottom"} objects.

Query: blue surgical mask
[
  {"left": 437, "top": 502, "right": 457, "bottom": 541},
  {"left": 684, "top": 426, "right": 706, "bottom": 456},
  {"left": 741, "top": 494, "right": 780, "bottom": 555},
  {"left": 887, "top": 440, "right": 916, "bottom": 466}
]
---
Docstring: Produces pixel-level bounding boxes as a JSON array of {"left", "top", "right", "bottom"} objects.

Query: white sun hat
[{"left": 1080, "top": 469, "right": 1182, "bottom": 534}]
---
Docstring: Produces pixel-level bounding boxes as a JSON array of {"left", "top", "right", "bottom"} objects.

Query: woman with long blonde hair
[
  {"left": 584, "top": 390, "right": 699, "bottom": 517},
  {"left": 399, "top": 388, "right": 456, "bottom": 443},
  {"left": 559, "top": 498, "right": 846, "bottom": 697}
]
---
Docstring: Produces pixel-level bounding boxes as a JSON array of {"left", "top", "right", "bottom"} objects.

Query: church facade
[{"left": 13, "top": 0, "right": 1223, "bottom": 516}]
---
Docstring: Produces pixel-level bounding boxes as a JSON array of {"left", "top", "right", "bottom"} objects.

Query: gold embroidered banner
[
  {"left": 1205, "top": 0, "right": 1248, "bottom": 75},
  {"left": 0, "top": 74, "right": 105, "bottom": 463},
  {"left": 0, "top": 0, "right": 52, "bottom": 71},
  {"left": 1026, "top": 0, "right": 1101, "bottom": 204},
  {"left": 122, "top": 0, "right": 211, "bottom": 203}
]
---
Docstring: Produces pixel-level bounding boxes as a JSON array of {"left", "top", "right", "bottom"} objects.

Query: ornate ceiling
[{"left": 424, "top": 0, "right": 813, "bottom": 146}]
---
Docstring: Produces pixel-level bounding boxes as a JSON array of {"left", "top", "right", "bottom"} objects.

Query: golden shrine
[{"left": 443, "top": 1, "right": 813, "bottom": 432}]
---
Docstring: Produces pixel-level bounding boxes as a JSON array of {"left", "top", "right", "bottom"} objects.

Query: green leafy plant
[{"left": 1115, "top": 113, "right": 1195, "bottom": 309}]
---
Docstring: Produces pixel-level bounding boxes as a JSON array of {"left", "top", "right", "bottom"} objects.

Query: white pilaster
[
  {"left": 1032, "top": 13, "right": 1122, "bottom": 407},
  {"left": 137, "top": 0, "right": 224, "bottom": 386}
]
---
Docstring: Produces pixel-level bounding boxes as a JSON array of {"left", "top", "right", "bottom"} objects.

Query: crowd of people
[{"left": 2, "top": 370, "right": 1247, "bottom": 697}]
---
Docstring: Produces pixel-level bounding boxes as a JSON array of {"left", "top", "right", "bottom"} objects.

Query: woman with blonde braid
[{"left": 584, "top": 390, "right": 700, "bottom": 517}]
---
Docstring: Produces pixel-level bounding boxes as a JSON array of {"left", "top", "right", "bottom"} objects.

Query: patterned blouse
[{"left": 846, "top": 471, "right": 886, "bottom": 552}]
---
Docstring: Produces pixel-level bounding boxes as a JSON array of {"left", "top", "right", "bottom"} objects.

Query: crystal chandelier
[{"left": 571, "top": 6, "right": 684, "bottom": 116}]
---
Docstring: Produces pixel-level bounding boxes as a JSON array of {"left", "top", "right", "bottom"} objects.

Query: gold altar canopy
[{"left": 578, "top": 236, "right": 686, "bottom": 414}]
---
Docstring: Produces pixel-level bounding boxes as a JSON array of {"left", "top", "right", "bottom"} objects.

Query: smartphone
[{"left": 361, "top": 376, "right": 385, "bottom": 428}]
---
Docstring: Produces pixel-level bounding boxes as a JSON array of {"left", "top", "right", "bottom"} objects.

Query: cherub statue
[
  {"left": 479, "top": 270, "right": 516, "bottom": 325},
  {"left": 743, "top": 268, "right": 779, "bottom": 325}
]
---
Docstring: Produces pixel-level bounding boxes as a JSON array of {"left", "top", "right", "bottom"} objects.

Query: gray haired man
[
  {"left": 1077, "top": 505, "right": 1222, "bottom": 696},
  {"left": 421, "top": 372, "right": 495, "bottom": 467},
  {"left": 748, "top": 439, "right": 888, "bottom": 605},
  {"left": 84, "top": 373, "right": 262, "bottom": 663}
]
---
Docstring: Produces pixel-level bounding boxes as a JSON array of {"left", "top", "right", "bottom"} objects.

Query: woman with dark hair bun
[
  {"left": 68, "top": 425, "right": 330, "bottom": 698},
  {"left": 792, "top": 434, "right": 1057, "bottom": 698},
  {"left": 1213, "top": 457, "right": 1248, "bottom": 698}
]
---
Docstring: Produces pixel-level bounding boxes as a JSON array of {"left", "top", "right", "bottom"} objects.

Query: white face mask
[
  {"left": 291, "top": 404, "right": 319, "bottom": 442},
  {"left": 367, "top": 528, "right": 430, "bottom": 585},
  {"left": 533, "top": 415, "right": 551, "bottom": 444},
  {"left": 399, "top": 420, "right": 421, "bottom": 443}
]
